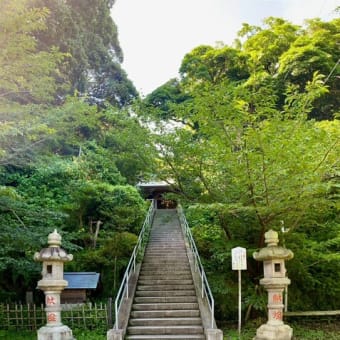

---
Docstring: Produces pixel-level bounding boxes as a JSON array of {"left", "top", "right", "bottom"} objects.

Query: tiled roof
[{"left": 64, "top": 272, "right": 100, "bottom": 289}]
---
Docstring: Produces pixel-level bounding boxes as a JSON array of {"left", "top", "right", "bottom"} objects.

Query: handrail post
[
  {"left": 177, "top": 204, "right": 217, "bottom": 330},
  {"left": 126, "top": 274, "right": 129, "bottom": 298},
  {"left": 202, "top": 274, "right": 204, "bottom": 299},
  {"left": 113, "top": 200, "right": 155, "bottom": 333},
  {"left": 133, "top": 250, "right": 136, "bottom": 273},
  {"left": 211, "top": 299, "right": 214, "bottom": 329},
  {"left": 115, "top": 302, "right": 118, "bottom": 330}
]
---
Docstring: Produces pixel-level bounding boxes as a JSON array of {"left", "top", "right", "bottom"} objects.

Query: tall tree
[
  {"left": 139, "top": 16, "right": 340, "bottom": 317},
  {"left": 0, "top": 0, "right": 66, "bottom": 106},
  {"left": 34, "top": 0, "right": 138, "bottom": 106},
  {"left": 278, "top": 18, "right": 340, "bottom": 119},
  {"left": 0, "top": 0, "right": 66, "bottom": 165}
]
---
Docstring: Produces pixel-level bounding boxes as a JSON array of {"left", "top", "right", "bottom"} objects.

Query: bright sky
[{"left": 111, "top": 0, "right": 339, "bottom": 96}]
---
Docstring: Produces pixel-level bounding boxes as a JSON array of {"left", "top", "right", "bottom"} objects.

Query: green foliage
[
  {"left": 148, "top": 17, "right": 339, "bottom": 121},
  {"left": 143, "top": 79, "right": 192, "bottom": 122},
  {"left": 240, "top": 17, "right": 299, "bottom": 75},
  {"left": 0, "top": 0, "right": 67, "bottom": 105},
  {"left": 140, "top": 15, "right": 340, "bottom": 321},
  {"left": 0, "top": 155, "right": 148, "bottom": 299},
  {"left": 0, "top": 102, "right": 153, "bottom": 299},
  {"left": 67, "top": 182, "right": 147, "bottom": 235},
  {"left": 66, "top": 231, "right": 138, "bottom": 297},
  {"left": 34, "top": 0, "right": 137, "bottom": 106},
  {"left": 180, "top": 45, "right": 249, "bottom": 84},
  {"left": 0, "top": 182, "right": 70, "bottom": 298},
  {"left": 0, "top": 329, "right": 106, "bottom": 339},
  {"left": 223, "top": 320, "right": 340, "bottom": 340},
  {"left": 0, "top": 4, "right": 338, "bottom": 331}
]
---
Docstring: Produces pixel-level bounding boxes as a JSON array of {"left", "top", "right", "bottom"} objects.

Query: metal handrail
[
  {"left": 114, "top": 200, "right": 155, "bottom": 329},
  {"left": 177, "top": 204, "right": 215, "bottom": 329}
]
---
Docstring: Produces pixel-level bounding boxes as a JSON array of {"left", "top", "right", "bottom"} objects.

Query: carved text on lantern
[
  {"left": 46, "top": 295, "right": 56, "bottom": 305},
  {"left": 272, "top": 311, "right": 282, "bottom": 320},
  {"left": 272, "top": 294, "right": 282, "bottom": 303},
  {"left": 47, "top": 313, "right": 57, "bottom": 322}
]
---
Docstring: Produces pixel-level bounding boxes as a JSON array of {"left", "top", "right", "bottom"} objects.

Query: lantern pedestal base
[
  {"left": 37, "top": 324, "right": 75, "bottom": 340},
  {"left": 254, "top": 322, "right": 293, "bottom": 340},
  {"left": 206, "top": 328, "right": 223, "bottom": 340},
  {"left": 107, "top": 328, "right": 124, "bottom": 340}
]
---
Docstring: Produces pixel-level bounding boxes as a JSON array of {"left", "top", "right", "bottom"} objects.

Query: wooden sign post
[{"left": 232, "top": 247, "right": 247, "bottom": 337}]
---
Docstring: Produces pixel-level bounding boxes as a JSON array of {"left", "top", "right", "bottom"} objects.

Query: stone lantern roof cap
[
  {"left": 34, "top": 229, "right": 73, "bottom": 262},
  {"left": 48, "top": 229, "right": 62, "bottom": 247},
  {"left": 253, "top": 229, "right": 294, "bottom": 261},
  {"left": 34, "top": 247, "right": 73, "bottom": 262},
  {"left": 265, "top": 229, "right": 279, "bottom": 246}
]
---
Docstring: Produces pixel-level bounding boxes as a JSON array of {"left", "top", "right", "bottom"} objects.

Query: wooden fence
[{"left": 0, "top": 302, "right": 111, "bottom": 331}]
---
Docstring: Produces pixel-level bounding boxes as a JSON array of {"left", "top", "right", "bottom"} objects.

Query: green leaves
[
  {"left": 139, "top": 15, "right": 340, "bottom": 319},
  {"left": 180, "top": 45, "right": 249, "bottom": 85},
  {"left": 0, "top": 0, "right": 66, "bottom": 104},
  {"left": 34, "top": 0, "right": 137, "bottom": 105}
]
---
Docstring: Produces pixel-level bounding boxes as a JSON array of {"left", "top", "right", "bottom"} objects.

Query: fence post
[
  {"left": 108, "top": 298, "right": 113, "bottom": 329},
  {"left": 6, "top": 304, "right": 9, "bottom": 329}
]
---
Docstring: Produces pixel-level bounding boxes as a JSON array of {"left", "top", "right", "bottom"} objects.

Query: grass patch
[
  {"left": 0, "top": 320, "right": 339, "bottom": 340},
  {"left": 222, "top": 319, "right": 340, "bottom": 339},
  {"left": 0, "top": 329, "right": 106, "bottom": 340}
]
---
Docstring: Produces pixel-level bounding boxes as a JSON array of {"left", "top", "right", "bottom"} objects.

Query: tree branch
[
  {"left": 313, "top": 139, "right": 339, "bottom": 173},
  {"left": 10, "top": 209, "right": 26, "bottom": 228},
  {"left": 0, "top": 90, "right": 31, "bottom": 98}
]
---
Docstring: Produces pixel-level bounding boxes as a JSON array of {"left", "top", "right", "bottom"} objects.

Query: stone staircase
[{"left": 125, "top": 209, "right": 205, "bottom": 339}]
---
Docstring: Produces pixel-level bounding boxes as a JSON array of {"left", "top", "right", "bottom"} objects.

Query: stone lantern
[
  {"left": 253, "top": 229, "right": 294, "bottom": 340},
  {"left": 34, "top": 229, "right": 74, "bottom": 340}
]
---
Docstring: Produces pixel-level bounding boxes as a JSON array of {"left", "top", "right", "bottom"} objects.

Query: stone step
[
  {"left": 148, "top": 245, "right": 184, "bottom": 247},
  {"left": 126, "top": 335, "right": 205, "bottom": 339},
  {"left": 144, "top": 251, "right": 188, "bottom": 260},
  {"left": 148, "top": 242, "right": 184, "bottom": 244},
  {"left": 149, "top": 239, "right": 182, "bottom": 243},
  {"left": 148, "top": 238, "right": 184, "bottom": 240},
  {"left": 130, "top": 310, "right": 200, "bottom": 318},
  {"left": 148, "top": 237, "right": 184, "bottom": 239},
  {"left": 149, "top": 232, "right": 182, "bottom": 235},
  {"left": 142, "top": 259, "right": 188, "bottom": 264},
  {"left": 144, "top": 252, "right": 187, "bottom": 256},
  {"left": 139, "top": 274, "right": 193, "bottom": 280},
  {"left": 148, "top": 240, "right": 184, "bottom": 243},
  {"left": 145, "top": 247, "right": 186, "bottom": 251},
  {"left": 147, "top": 240, "right": 184, "bottom": 243},
  {"left": 135, "top": 290, "right": 196, "bottom": 297},
  {"left": 132, "top": 303, "right": 199, "bottom": 311},
  {"left": 140, "top": 269, "right": 191, "bottom": 275},
  {"left": 145, "top": 251, "right": 185, "bottom": 254},
  {"left": 145, "top": 247, "right": 185, "bottom": 251},
  {"left": 138, "top": 279, "right": 193, "bottom": 286},
  {"left": 144, "top": 254, "right": 185, "bottom": 257},
  {"left": 148, "top": 236, "right": 183, "bottom": 238},
  {"left": 148, "top": 238, "right": 183, "bottom": 240},
  {"left": 137, "top": 284, "right": 195, "bottom": 291},
  {"left": 127, "top": 325, "right": 204, "bottom": 335},
  {"left": 134, "top": 296, "right": 197, "bottom": 304},
  {"left": 129, "top": 317, "right": 202, "bottom": 327},
  {"left": 139, "top": 270, "right": 192, "bottom": 281},
  {"left": 140, "top": 268, "right": 191, "bottom": 274},
  {"left": 142, "top": 259, "right": 189, "bottom": 264},
  {"left": 140, "top": 267, "right": 191, "bottom": 272},
  {"left": 124, "top": 209, "right": 207, "bottom": 340},
  {"left": 144, "top": 250, "right": 185, "bottom": 253},
  {"left": 141, "top": 262, "right": 190, "bottom": 267}
]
